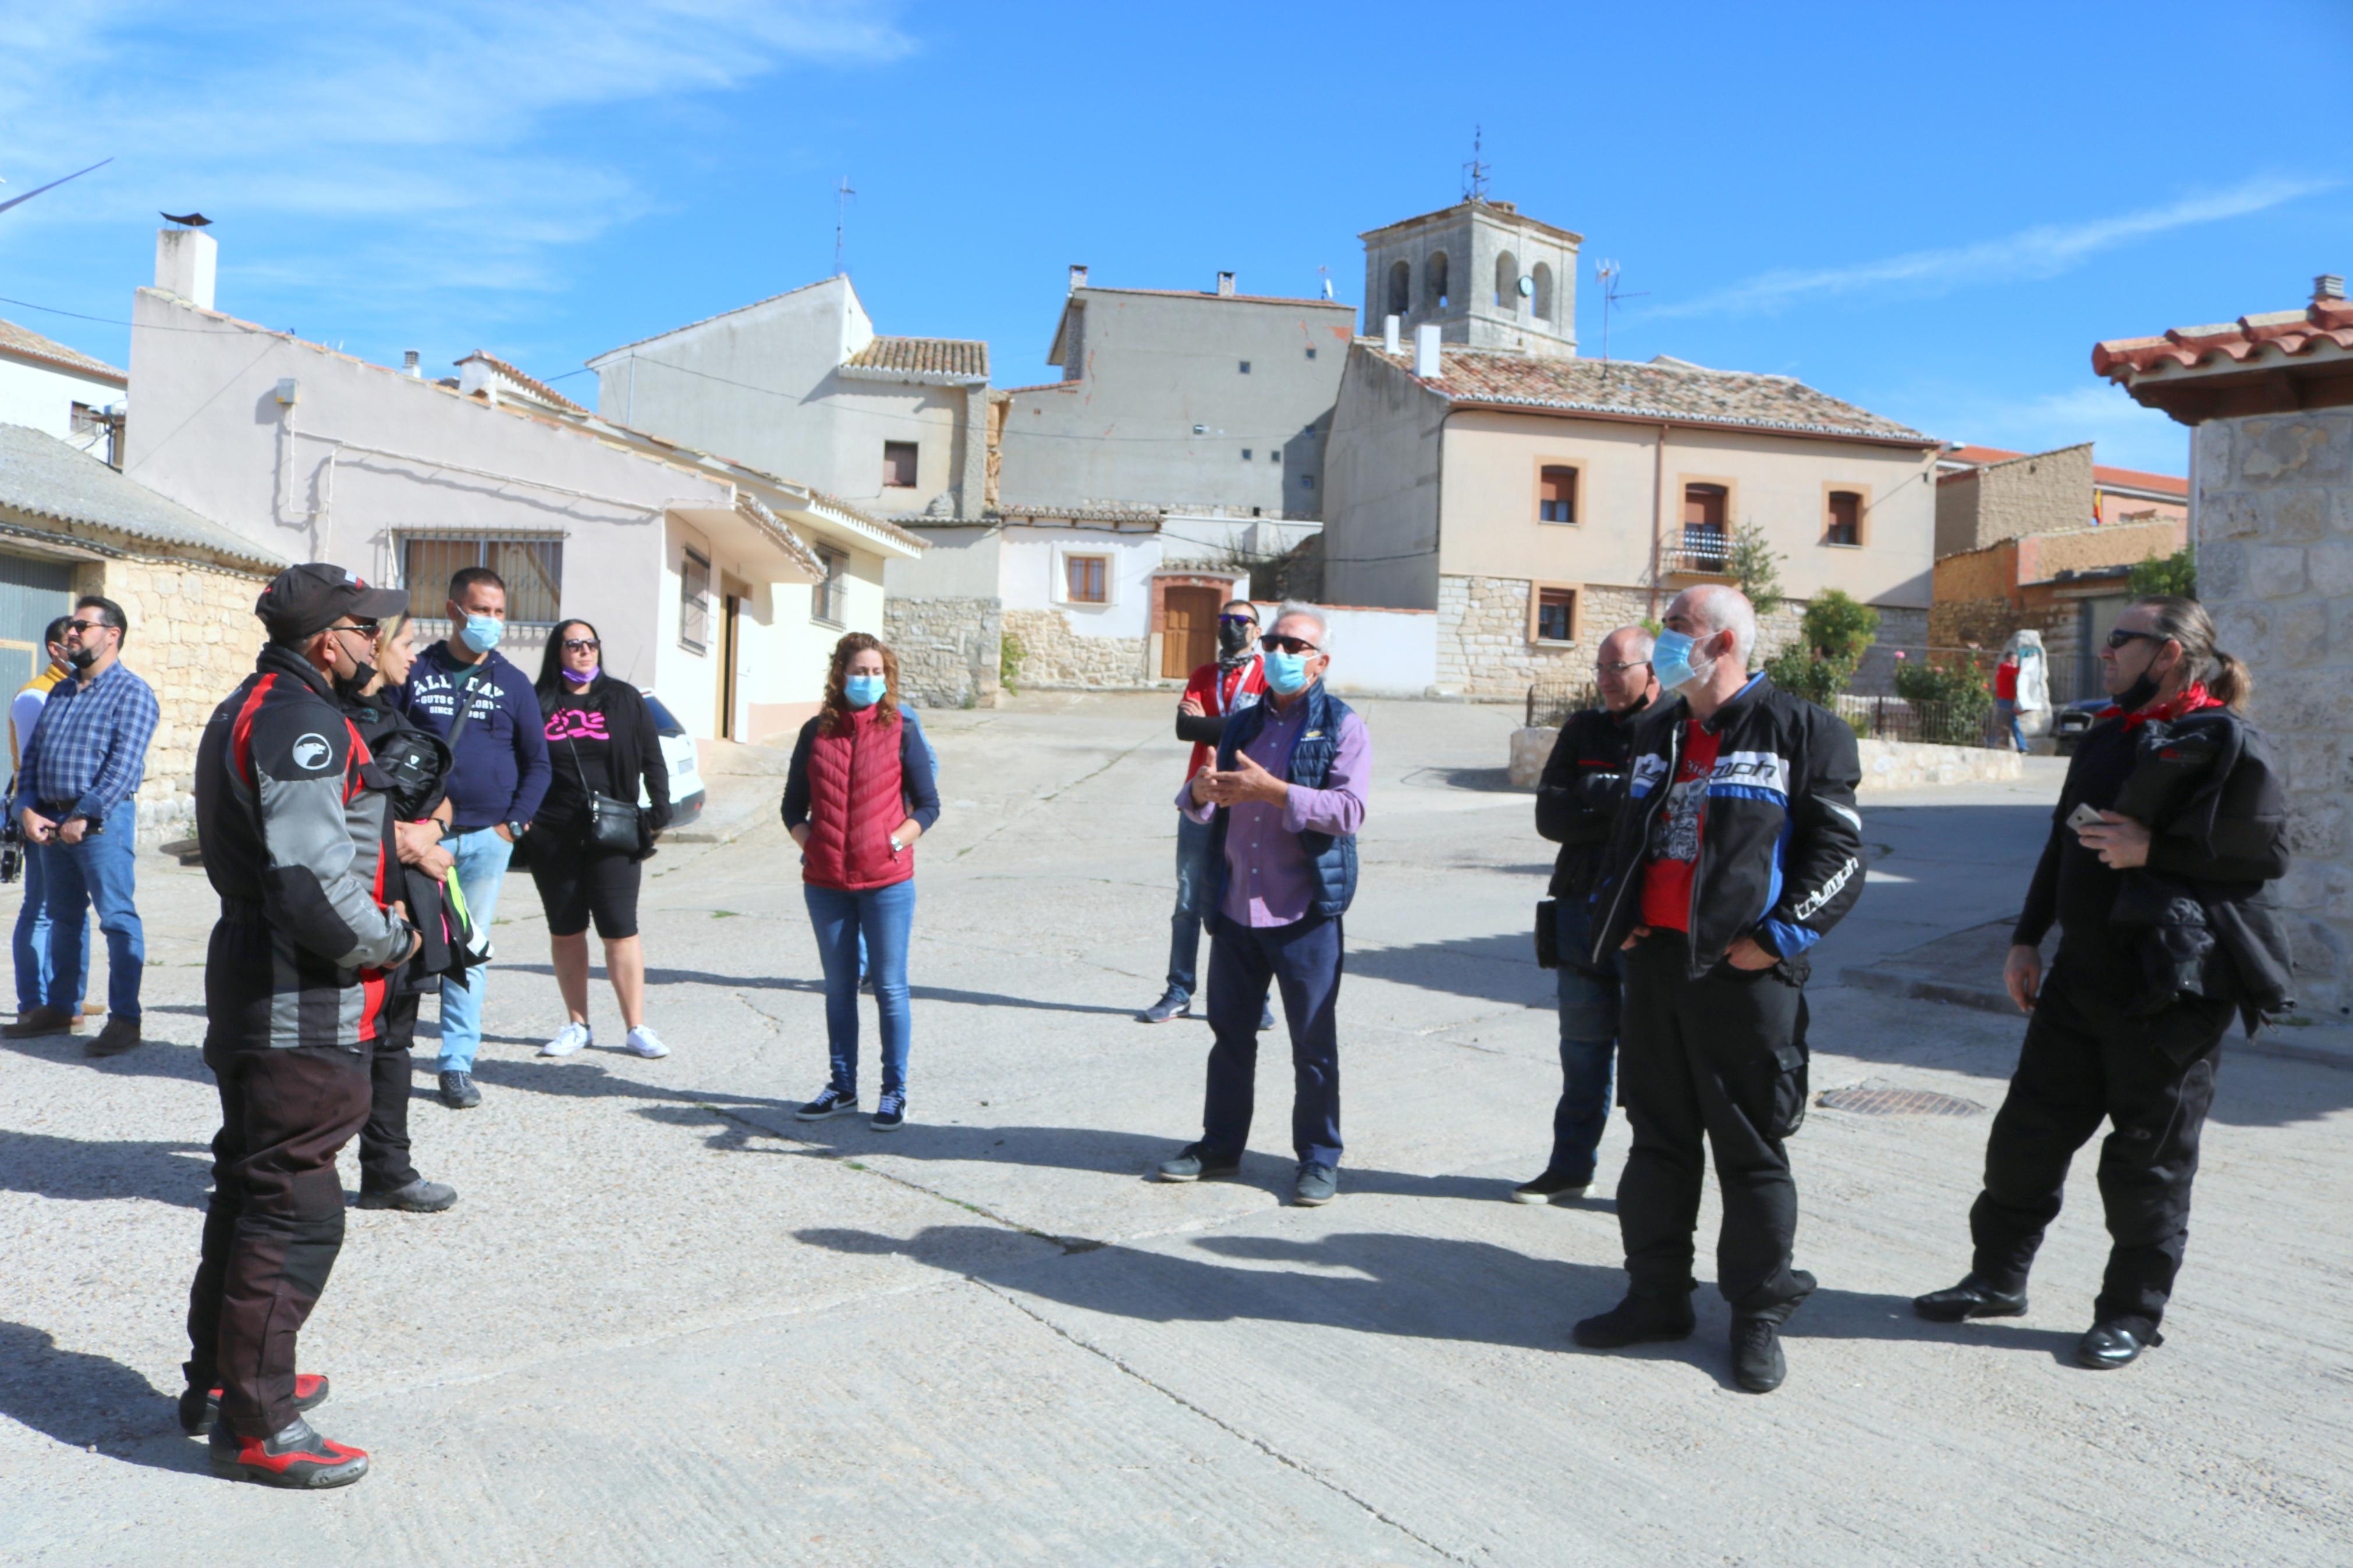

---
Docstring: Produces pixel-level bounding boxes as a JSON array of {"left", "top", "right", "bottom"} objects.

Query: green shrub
[
  {"left": 1893, "top": 656, "right": 1993, "bottom": 746},
  {"left": 1761, "top": 589, "right": 1880, "bottom": 705},
  {"left": 999, "top": 630, "right": 1025, "bottom": 694},
  {"left": 2129, "top": 547, "right": 2195, "bottom": 599},
  {"left": 1726, "top": 524, "right": 1786, "bottom": 617}
]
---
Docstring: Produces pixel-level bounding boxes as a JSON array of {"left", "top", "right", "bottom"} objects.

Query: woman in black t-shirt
[{"left": 527, "top": 619, "right": 673, "bottom": 1062}]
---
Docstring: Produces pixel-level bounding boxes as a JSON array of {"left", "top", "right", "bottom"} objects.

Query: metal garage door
[{"left": 0, "top": 552, "right": 75, "bottom": 702}]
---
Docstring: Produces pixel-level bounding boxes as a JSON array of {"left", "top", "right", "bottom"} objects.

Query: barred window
[
  {"left": 400, "top": 534, "right": 563, "bottom": 625},
  {"left": 680, "top": 547, "right": 711, "bottom": 654},
  {"left": 812, "top": 545, "right": 848, "bottom": 625}
]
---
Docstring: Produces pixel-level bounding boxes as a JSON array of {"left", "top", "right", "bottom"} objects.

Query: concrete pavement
[{"left": 3, "top": 692, "right": 2348, "bottom": 1565}]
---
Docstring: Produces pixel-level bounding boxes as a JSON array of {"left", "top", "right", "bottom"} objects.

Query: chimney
[
  {"left": 154, "top": 227, "right": 218, "bottom": 311},
  {"left": 1069, "top": 263, "right": 1088, "bottom": 291},
  {"left": 2317, "top": 273, "right": 2347, "bottom": 303},
  {"left": 1216, "top": 271, "right": 1236, "bottom": 297},
  {"left": 1413, "top": 322, "right": 1442, "bottom": 379},
  {"left": 402, "top": 350, "right": 422, "bottom": 378},
  {"left": 1382, "top": 314, "right": 1401, "bottom": 354}
]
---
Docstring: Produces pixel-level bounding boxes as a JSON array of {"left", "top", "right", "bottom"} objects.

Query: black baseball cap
[{"left": 254, "top": 563, "right": 409, "bottom": 639}]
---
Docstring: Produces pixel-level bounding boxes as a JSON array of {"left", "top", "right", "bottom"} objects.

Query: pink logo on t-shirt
[{"left": 546, "top": 708, "right": 609, "bottom": 742}]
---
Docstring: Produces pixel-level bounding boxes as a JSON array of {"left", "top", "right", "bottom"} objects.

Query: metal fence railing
[
  {"left": 1526, "top": 681, "right": 1600, "bottom": 730},
  {"left": 1832, "top": 693, "right": 2000, "bottom": 748}
]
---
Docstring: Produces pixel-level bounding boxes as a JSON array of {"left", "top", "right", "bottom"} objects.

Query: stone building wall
[
  {"left": 1935, "top": 445, "right": 2095, "bottom": 556},
  {"left": 1437, "top": 571, "right": 1910, "bottom": 702},
  {"left": 2191, "top": 406, "right": 2353, "bottom": 1021},
  {"left": 1001, "top": 608, "right": 1149, "bottom": 691},
  {"left": 885, "top": 595, "right": 1002, "bottom": 709},
  {"left": 73, "top": 553, "right": 274, "bottom": 845}
]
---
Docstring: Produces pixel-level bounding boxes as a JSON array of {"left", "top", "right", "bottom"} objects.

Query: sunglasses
[
  {"left": 562, "top": 638, "right": 601, "bottom": 653},
  {"left": 1260, "top": 634, "right": 1320, "bottom": 656},
  {"left": 64, "top": 618, "right": 111, "bottom": 635},
  {"left": 2105, "top": 629, "right": 2165, "bottom": 650},
  {"left": 1219, "top": 614, "right": 1258, "bottom": 627},
  {"left": 330, "top": 619, "right": 380, "bottom": 637}
]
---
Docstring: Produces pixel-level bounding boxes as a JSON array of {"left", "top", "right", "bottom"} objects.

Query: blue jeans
[
  {"left": 434, "top": 828, "right": 514, "bottom": 1073},
  {"left": 1996, "top": 699, "right": 2028, "bottom": 753},
  {"left": 34, "top": 801, "right": 142, "bottom": 1020},
  {"left": 1201, "top": 912, "right": 1344, "bottom": 1168},
  {"left": 1550, "top": 961, "right": 1621, "bottom": 1183},
  {"left": 1163, "top": 812, "right": 1218, "bottom": 1000},
  {"left": 13, "top": 837, "right": 88, "bottom": 1013},
  {"left": 806, "top": 879, "right": 915, "bottom": 1098}
]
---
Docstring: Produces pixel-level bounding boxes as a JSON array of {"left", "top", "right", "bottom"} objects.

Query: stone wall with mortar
[
  {"left": 1002, "top": 608, "right": 1149, "bottom": 691},
  {"left": 885, "top": 596, "right": 1002, "bottom": 710},
  {"left": 72, "top": 553, "right": 274, "bottom": 845},
  {"left": 2191, "top": 406, "right": 2353, "bottom": 1022}
]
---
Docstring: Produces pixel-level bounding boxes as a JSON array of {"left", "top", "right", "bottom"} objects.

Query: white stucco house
[
  {"left": 1, "top": 317, "right": 127, "bottom": 460},
  {"left": 120, "top": 229, "right": 924, "bottom": 745}
]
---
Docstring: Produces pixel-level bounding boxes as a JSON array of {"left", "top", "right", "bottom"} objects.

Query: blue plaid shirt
[{"left": 12, "top": 661, "right": 161, "bottom": 827}]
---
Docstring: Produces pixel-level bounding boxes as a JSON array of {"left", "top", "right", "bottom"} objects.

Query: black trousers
[
  {"left": 1200, "top": 913, "right": 1344, "bottom": 1168},
  {"left": 184, "top": 1039, "right": 370, "bottom": 1436},
  {"left": 1968, "top": 961, "right": 2233, "bottom": 1332},
  {"left": 359, "top": 987, "right": 422, "bottom": 1194},
  {"left": 1616, "top": 931, "right": 1811, "bottom": 1311}
]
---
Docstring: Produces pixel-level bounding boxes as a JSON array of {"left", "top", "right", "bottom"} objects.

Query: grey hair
[
  {"left": 1600, "top": 624, "right": 1656, "bottom": 660},
  {"left": 1271, "top": 600, "right": 1333, "bottom": 655},
  {"left": 1681, "top": 584, "right": 1757, "bottom": 665}
]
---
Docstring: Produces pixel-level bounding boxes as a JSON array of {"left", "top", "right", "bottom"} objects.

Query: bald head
[
  {"left": 1668, "top": 584, "right": 1757, "bottom": 666},
  {"left": 1595, "top": 624, "right": 1659, "bottom": 714}
]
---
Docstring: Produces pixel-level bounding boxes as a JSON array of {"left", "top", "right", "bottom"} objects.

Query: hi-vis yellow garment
[{"left": 9, "top": 664, "right": 67, "bottom": 773}]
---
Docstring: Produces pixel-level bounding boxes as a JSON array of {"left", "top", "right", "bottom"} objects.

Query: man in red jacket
[{"left": 1140, "top": 599, "right": 1271, "bottom": 1027}]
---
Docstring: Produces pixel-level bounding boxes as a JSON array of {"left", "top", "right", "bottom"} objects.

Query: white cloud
[
  {"left": 1645, "top": 175, "right": 2336, "bottom": 320},
  {"left": 0, "top": 2, "right": 910, "bottom": 328}
]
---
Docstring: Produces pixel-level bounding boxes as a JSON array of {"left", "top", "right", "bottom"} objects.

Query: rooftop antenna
[
  {"left": 833, "top": 175, "right": 856, "bottom": 276},
  {"left": 0, "top": 156, "right": 113, "bottom": 219},
  {"left": 1593, "top": 259, "right": 1648, "bottom": 367},
  {"left": 1461, "top": 125, "right": 1490, "bottom": 204},
  {"left": 1318, "top": 264, "right": 1333, "bottom": 300}
]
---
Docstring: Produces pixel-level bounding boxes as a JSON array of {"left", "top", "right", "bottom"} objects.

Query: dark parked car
[{"left": 2050, "top": 696, "right": 2112, "bottom": 756}]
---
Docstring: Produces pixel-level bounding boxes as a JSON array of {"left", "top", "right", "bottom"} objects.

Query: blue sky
[{"left": 3, "top": 0, "right": 2347, "bottom": 474}]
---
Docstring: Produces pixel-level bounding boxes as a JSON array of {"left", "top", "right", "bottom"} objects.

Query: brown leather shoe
[
  {"left": 85, "top": 1018, "right": 141, "bottom": 1057},
  {"left": 3, "top": 1006, "right": 77, "bottom": 1038}
]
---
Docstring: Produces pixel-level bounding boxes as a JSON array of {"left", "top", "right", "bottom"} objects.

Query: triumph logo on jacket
[{"left": 1630, "top": 749, "right": 1791, "bottom": 801}]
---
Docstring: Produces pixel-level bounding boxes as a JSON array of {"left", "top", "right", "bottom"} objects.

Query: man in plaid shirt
[{"left": 7, "top": 594, "right": 159, "bottom": 1056}]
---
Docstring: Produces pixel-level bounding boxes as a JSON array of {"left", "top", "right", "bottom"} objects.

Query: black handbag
[
  {"left": 1534, "top": 898, "right": 1560, "bottom": 970},
  {"left": 563, "top": 730, "right": 643, "bottom": 855}
]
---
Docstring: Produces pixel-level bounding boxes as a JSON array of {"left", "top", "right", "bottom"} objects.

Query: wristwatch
[{"left": 506, "top": 820, "right": 527, "bottom": 839}]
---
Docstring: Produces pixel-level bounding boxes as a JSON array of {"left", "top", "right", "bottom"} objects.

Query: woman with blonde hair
[{"left": 780, "top": 633, "right": 939, "bottom": 1130}]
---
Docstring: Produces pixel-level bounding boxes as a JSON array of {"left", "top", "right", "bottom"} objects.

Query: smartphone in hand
[{"left": 2066, "top": 802, "right": 2104, "bottom": 833}]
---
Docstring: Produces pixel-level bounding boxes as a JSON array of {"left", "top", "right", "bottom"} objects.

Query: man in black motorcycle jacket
[{"left": 1573, "top": 585, "right": 1865, "bottom": 1395}]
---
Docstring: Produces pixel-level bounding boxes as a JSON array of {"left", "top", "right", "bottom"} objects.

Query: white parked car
[{"left": 640, "top": 689, "right": 705, "bottom": 830}]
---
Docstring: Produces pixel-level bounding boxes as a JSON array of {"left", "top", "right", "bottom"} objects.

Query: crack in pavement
[
  {"left": 951, "top": 734, "right": 1160, "bottom": 859},
  {"left": 972, "top": 1277, "right": 1474, "bottom": 1566}
]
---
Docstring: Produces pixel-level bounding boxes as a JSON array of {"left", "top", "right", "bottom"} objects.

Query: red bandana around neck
[{"left": 2102, "top": 680, "right": 2224, "bottom": 731}]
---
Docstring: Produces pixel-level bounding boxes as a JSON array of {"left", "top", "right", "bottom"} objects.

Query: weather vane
[{"left": 834, "top": 176, "right": 856, "bottom": 276}]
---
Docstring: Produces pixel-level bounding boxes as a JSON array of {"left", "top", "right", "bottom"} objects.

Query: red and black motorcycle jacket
[
  {"left": 193, "top": 643, "right": 415, "bottom": 1050},
  {"left": 1589, "top": 674, "right": 1866, "bottom": 979}
]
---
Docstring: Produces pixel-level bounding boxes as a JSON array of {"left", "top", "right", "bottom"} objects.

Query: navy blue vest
[{"left": 1205, "top": 681, "right": 1360, "bottom": 920}]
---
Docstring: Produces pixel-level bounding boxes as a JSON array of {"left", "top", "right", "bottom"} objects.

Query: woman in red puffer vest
[{"left": 780, "top": 634, "right": 940, "bottom": 1131}]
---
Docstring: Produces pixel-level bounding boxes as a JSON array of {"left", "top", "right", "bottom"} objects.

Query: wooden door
[{"left": 1161, "top": 586, "right": 1222, "bottom": 679}]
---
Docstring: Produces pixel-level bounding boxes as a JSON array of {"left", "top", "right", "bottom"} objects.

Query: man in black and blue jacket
[
  {"left": 1574, "top": 585, "right": 1864, "bottom": 1394},
  {"left": 1153, "top": 603, "right": 1369, "bottom": 1208}
]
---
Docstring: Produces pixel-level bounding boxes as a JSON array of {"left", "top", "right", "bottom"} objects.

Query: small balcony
[{"left": 1665, "top": 527, "right": 1732, "bottom": 577}]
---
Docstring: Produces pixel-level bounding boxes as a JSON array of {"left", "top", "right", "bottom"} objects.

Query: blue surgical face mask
[
  {"left": 459, "top": 614, "right": 503, "bottom": 655},
  {"left": 1264, "top": 650, "right": 1310, "bottom": 695},
  {"left": 844, "top": 673, "right": 888, "bottom": 709},
  {"left": 1650, "top": 629, "right": 1714, "bottom": 693}
]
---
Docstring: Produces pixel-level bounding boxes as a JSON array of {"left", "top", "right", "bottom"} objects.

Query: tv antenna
[
  {"left": 0, "top": 157, "right": 113, "bottom": 219},
  {"left": 1461, "top": 125, "right": 1490, "bottom": 204},
  {"left": 1317, "top": 264, "right": 1333, "bottom": 300},
  {"left": 833, "top": 176, "right": 856, "bottom": 275},
  {"left": 1593, "top": 259, "right": 1647, "bottom": 365}
]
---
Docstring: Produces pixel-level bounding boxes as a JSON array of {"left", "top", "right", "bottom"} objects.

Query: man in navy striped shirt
[{"left": 7, "top": 595, "right": 159, "bottom": 1056}]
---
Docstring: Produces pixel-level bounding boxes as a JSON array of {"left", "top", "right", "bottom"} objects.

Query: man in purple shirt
[{"left": 1154, "top": 603, "right": 1369, "bottom": 1206}]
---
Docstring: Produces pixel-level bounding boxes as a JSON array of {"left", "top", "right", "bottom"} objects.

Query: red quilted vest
[{"left": 801, "top": 706, "right": 913, "bottom": 891}]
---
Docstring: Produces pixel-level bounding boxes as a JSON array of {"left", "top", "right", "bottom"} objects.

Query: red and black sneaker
[
  {"left": 180, "top": 1373, "right": 331, "bottom": 1437},
  {"left": 208, "top": 1414, "right": 369, "bottom": 1488}
]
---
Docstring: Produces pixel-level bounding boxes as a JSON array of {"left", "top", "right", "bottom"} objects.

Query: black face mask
[
  {"left": 66, "top": 644, "right": 101, "bottom": 670},
  {"left": 333, "top": 660, "right": 379, "bottom": 705},
  {"left": 2114, "top": 673, "right": 2160, "bottom": 712},
  {"left": 1217, "top": 620, "right": 1256, "bottom": 657}
]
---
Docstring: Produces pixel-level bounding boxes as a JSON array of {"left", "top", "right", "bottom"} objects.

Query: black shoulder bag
[{"left": 559, "top": 716, "right": 644, "bottom": 855}]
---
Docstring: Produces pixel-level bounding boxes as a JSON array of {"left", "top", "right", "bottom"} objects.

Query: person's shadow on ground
[
  {"left": 0, "top": 1321, "right": 208, "bottom": 1472},
  {"left": 0, "top": 1127, "right": 213, "bottom": 1208}
]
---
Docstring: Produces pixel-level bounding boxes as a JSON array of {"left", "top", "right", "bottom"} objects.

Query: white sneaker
[
  {"left": 541, "top": 1022, "right": 591, "bottom": 1058},
  {"left": 623, "top": 1026, "right": 670, "bottom": 1059}
]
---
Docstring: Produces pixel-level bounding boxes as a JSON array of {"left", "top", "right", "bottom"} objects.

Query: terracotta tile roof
[
  {"left": 1366, "top": 344, "right": 1936, "bottom": 447},
  {"left": 842, "top": 335, "right": 988, "bottom": 381},
  {"left": 2093, "top": 298, "right": 2353, "bottom": 379},
  {"left": 455, "top": 351, "right": 588, "bottom": 413},
  {"left": 999, "top": 378, "right": 1082, "bottom": 396},
  {"left": 734, "top": 495, "right": 826, "bottom": 581},
  {"left": 1940, "top": 445, "right": 2024, "bottom": 466},
  {"left": 994, "top": 498, "right": 1165, "bottom": 524},
  {"left": 2092, "top": 463, "right": 2187, "bottom": 499},
  {"left": 0, "top": 318, "right": 126, "bottom": 385}
]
